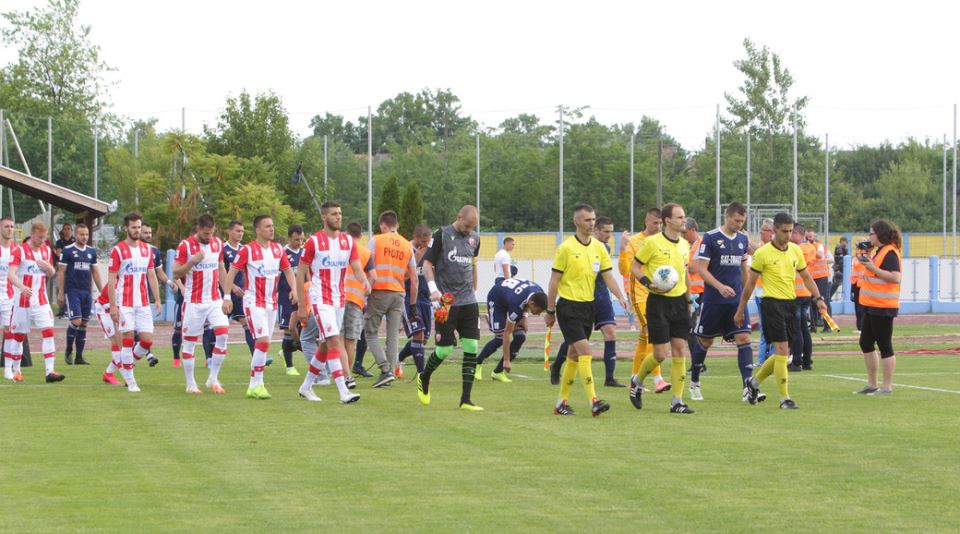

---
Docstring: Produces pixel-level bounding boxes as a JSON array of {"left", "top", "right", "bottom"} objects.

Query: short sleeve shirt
[
  {"left": 635, "top": 232, "right": 690, "bottom": 298},
  {"left": 750, "top": 242, "right": 807, "bottom": 300},
  {"left": 552, "top": 236, "right": 612, "bottom": 302}
]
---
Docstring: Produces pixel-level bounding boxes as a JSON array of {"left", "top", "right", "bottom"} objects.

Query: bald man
[{"left": 418, "top": 205, "right": 484, "bottom": 411}]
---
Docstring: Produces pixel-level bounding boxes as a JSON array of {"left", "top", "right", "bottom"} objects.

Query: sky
[{"left": 2, "top": 0, "right": 959, "bottom": 150}]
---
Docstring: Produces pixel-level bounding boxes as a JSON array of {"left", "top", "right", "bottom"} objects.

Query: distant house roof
[{"left": 0, "top": 164, "right": 112, "bottom": 223}]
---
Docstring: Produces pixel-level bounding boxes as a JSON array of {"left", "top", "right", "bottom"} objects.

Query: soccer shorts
[
  {"left": 486, "top": 298, "right": 512, "bottom": 335},
  {"left": 182, "top": 300, "right": 229, "bottom": 337},
  {"left": 117, "top": 306, "right": 154, "bottom": 334},
  {"left": 94, "top": 301, "right": 116, "bottom": 339},
  {"left": 342, "top": 301, "right": 365, "bottom": 340},
  {"left": 229, "top": 293, "right": 245, "bottom": 321},
  {"left": 0, "top": 298, "right": 12, "bottom": 328},
  {"left": 65, "top": 290, "right": 92, "bottom": 321},
  {"left": 402, "top": 301, "right": 432, "bottom": 337},
  {"left": 10, "top": 304, "right": 54, "bottom": 333},
  {"left": 312, "top": 303, "right": 345, "bottom": 342},
  {"left": 244, "top": 303, "right": 278, "bottom": 341},
  {"left": 556, "top": 298, "right": 595, "bottom": 345},
  {"left": 277, "top": 300, "right": 298, "bottom": 330},
  {"left": 694, "top": 301, "right": 751, "bottom": 341},
  {"left": 435, "top": 303, "right": 480, "bottom": 346},
  {"left": 760, "top": 297, "right": 796, "bottom": 344},
  {"left": 645, "top": 293, "right": 690, "bottom": 345},
  {"left": 593, "top": 291, "right": 616, "bottom": 330}
]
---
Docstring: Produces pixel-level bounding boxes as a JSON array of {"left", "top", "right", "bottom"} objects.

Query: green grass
[{"left": 3, "top": 347, "right": 959, "bottom": 532}]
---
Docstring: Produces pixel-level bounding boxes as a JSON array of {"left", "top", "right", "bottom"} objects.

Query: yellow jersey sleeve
[
  {"left": 635, "top": 235, "right": 655, "bottom": 265},
  {"left": 552, "top": 242, "right": 569, "bottom": 273}
]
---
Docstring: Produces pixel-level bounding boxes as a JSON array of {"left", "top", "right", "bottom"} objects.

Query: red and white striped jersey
[
  {"left": 109, "top": 240, "right": 154, "bottom": 308},
  {"left": 232, "top": 241, "right": 291, "bottom": 310},
  {"left": 175, "top": 235, "right": 224, "bottom": 304},
  {"left": 0, "top": 241, "right": 18, "bottom": 301},
  {"left": 301, "top": 231, "right": 358, "bottom": 308},
  {"left": 13, "top": 242, "right": 53, "bottom": 307}
]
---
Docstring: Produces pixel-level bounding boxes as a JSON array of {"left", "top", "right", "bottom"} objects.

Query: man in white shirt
[{"left": 493, "top": 237, "right": 515, "bottom": 282}]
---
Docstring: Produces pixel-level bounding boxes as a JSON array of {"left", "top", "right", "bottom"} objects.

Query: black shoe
[
  {"left": 346, "top": 377, "right": 357, "bottom": 390},
  {"left": 787, "top": 364, "right": 803, "bottom": 372},
  {"left": 65, "top": 353, "right": 74, "bottom": 365},
  {"left": 802, "top": 365, "right": 813, "bottom": 371},
  {"left": 605, "top": 378, "right": 626, "bottom": 388},
  {"left": 45, "top": 372, "right": 65, "bottom": 383},
  {"left": 628, "top": 376, "right": 643, "bottom": 410},
  {"left": 147, "top": 353, "right": 159, "bottom": 367},
  {"left": 554, "top": 401, "right": 576, "bottom": 416},
  {"left": 353, "top": 367, "right": 374, "bottom": 378},
  {"left": 74, "top": 357, "right": 90, "bottom": 366},
  {"left": 670, "top": 402, "right": 695, "bottom": 414},
  {"left": 372, "top": 372, "right": 396, "bottom": 388},
  {"left": 591, "top": 399, "right": 611, "bottom": 417},
  {"left": 779, "top": 398, "right": 800, "bottom": 410}
]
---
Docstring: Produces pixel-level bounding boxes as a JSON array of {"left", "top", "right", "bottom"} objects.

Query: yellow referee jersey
[
  {"left": 552, "top": 235, "right": 613, "bottom": 302},
  {"left": 635, "top": 232, "right": 690, "bottom": 298},
  {"left": 619, "top": 231, "right": 651, "bottom": 304},
  {"left": 750, "top": 241, "right": 807, "bottom": 300}
]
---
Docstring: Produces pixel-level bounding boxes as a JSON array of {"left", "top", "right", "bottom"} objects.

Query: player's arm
[
  {"left": 600, "top": 268, "right": 628, "bottom": 310},
  {"left": 423, "top": 230, "right": 443, "bottom": 301},
  {"left": 147, "top": 266, "right": 161, "bottom": 314},
  {"left": 544, "top": 270, "right": 561, "bottom": 328},
  {"left": 222, "top": 266, "right": 239, "bottom": 314},
  {"left": 501, "top": 319, "right": 516, "bottom": 367},
  {"left": 734, "top": 269, "right": 760, "bottom": 326},
  {"left": 7, "top": 268, "right": 29, "bottom": 295},
  {"left": 56, "top": 263, "right": 67, "bottom": 306},
  {"left": 295, "top": 250, "right": 310, "bottom": 319},
  {"left": 695, "top": 256, "right": 735, "bottom": 298},
  {"left": 406, "top": 257, "right": 418, "bottom": 306},
  {"left": 92, "top": 263, "right": 105, "bottom": 293},
  {"left": 281, "top": 265, "right": 298, "bottom": 306},
  {"left": 472, "top": 256, "right": 479, "bottom": 291},
  {"left": 500, "top": 259, "right": 510, "bottom": 280},
  {"left": 618, "top": 237, "right": 635, "bottom": 277},
  {"left": 350, "top": 259, "right": 372, "bottom": 295},
  {"left": 172, "top": 245, "right": 198, "bottom": 279}
]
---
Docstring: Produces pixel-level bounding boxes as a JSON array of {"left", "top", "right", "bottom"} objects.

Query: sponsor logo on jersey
[{"left": 447, "top": 249, "right": 472, "bottom": 264}]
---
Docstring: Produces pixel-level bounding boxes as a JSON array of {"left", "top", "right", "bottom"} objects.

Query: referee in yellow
[
  {"left": 628, "top": 203, "right": 695, "bottom": 414},
  {"left": 735, "top": 213, "right": 826, "bottom": 410},
  {"left": 545, "top": 203, "right": 629, "bottom": 416}
]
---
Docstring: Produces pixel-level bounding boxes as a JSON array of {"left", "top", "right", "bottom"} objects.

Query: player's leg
[
  {"left": 36, "top": 306, "right": 62, "bottom": 381},
  {"left": 363, "top": 292, "right": 395, "bottom": 387},
  {"left": 1, "top": 300, "right": 13, "bottom": 380},
  {"left": 278, "top": 303, "right": 298, "bottom": 374},
  {"left": 384, "top": 293, "right": 404, "bottom": 379},
  {"left": 171, "top": 295, "right": 184, "bottom": 366},
  {"left": 630, "top": 300, "right": 668, "bottom": 391},
  {"left": 320, "top": 312, "right": 358, "bottom": 404},
  {"left": 667, "top": 335, "right": 693, "bottom": 413},
  {"left": 246, "top": 306, "right": 273, "bottom": 399},
  {"left": 749, "top": 299, "right": 796, "bottom": 409},
  {"left": 179, "top": 304, "right": 203, "bottom": 393},
  {"left": 632, "top": 296, "right": 674, "bottom": 409},
  {"left": 492, "top": 327, "right": 525, "bottom": 376},
  {"left": 204, "top": 303, "right": 229, "bottom": 392},
  {"left": 65, "top": 297, "right": 77, "bottom": 364},
  {"left": 688, "top": 335, "right": 712, "bottom": 400},
  {"left": 455, "top": 304, "right": 483, "bottom": 411},
  {"left": 6, "top": 305, "right": 28, "bottom": 381},
  {"left": 800, "top": 299, "right": 814, "bottom": 370},
  {"left": 418, "top": 307, "right": 457, "bottom": 405},
  {"left": 550, "top": 341, "right": 568, "bottom": 385}
]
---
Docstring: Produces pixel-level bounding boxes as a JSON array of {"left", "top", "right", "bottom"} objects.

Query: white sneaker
[
  {"left": 340, "top": 392, "right": 360, "bottom": 404},
  {"left": 127, "top": 384, "right": 141, "bottom": 393},
  {"left": 298, "top": 385, "right": 322, "bottom": 402},
  {"left": 205, "top": 377, "right": 215, "bottom": 389},
  {"left": 689, "top": 384, "right": 704, "bottom": 401}
]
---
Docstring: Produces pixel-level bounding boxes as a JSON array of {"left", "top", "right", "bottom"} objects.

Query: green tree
[
  {"left": 205, "top": 90, "right": 293, "bottom": 168},
  {"left": 398, "top": 180, "right": 424, "bottom": 239},
  {"left": 724, "top": 38, "right": 809, "bottom": 134},
  {"left": 375, "top": 174, "right": 401, "bottom": 232}
]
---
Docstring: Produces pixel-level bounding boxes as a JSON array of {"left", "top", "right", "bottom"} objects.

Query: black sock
[
  {"left": 603, "top": 340, "right": 616, "bottom": 380},
  {"left": 398, "top": 340, "right": 412, "bottom": 362},
  {"left": 691, "top": 341, "right": 708, "bottom": 383},
  {"left": 76, "top": 327, "right": 87, "bottom": 359},
  {"left": 354, "top": 334, "right": 367, "bottom": 369},
  {"left": 476, "top": 337, "right": 502, "bottom": 365},
  {"left": 461, "top": 352, "right": 477, "bottom": 404},
  {"left": 282, "top": 332, "right": 295, "bottom": 368},
  {"left": 202, "top": 329, "right": 215, "bottom": 360},
  {"left": 65, "top": 325, "right": 76, "bottom": 357},
  {"left": 421, "top": 351, "right": 444, "bottom": 394},
  {"left": 552, "top": 342, "right": 569, "bottom": 375},
  {"left": 411, "top": 339, "right": 425, "bottom": 373},
  {"left": 172, "top": 328, "right": 182, "bottom": 359}
]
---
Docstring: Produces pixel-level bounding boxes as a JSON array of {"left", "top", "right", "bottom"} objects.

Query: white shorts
[
  {"left": 94, "top": 301, "right": 116, "bottom": 339},
  {"left": 0, "top": 298, "right": 12, "bottom": 329},
  {"left": 312, "top": 303, "right": 344, "bottom": 342},
  {"left": 182, "top": 300, "right": 229, "bottom": 337},
  {"left": 118, "top": 306, "right": 154, "bottom": 334},
  {"left": 10, "top": 304, "right": 54, "bottom": 333},
  {"left": 243, "top": 302, "right": 277, "bottom": 341}
]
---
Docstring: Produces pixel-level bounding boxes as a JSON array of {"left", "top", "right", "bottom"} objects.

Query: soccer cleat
[
  {"left": 475, "top": 364, "right": 483, "bottom": 381},
  {"left": 459, "top": 402, "right": 484, "bottom": 412},
  {"left": 65, "top": 353, "right": 74, "bottom": 365},
  {"left": 591, "top": 398, "right": 611, "bottom": 417},
  {"left": 670, "top": 402, "right": 695, "bottom": 414},
  {"left": 629, "top": 375, "right": 644, "bottom": 410},
  {"left": 689, "top": 384, "right": 704, "bottom": 401},
  {"left": 490, "top": 371, "right": 512, "bottom": 383},
  {"left": 12, "top": 372, "right": 23, "bottom": 383},
  {"left": 353, "top": 367, "right": 374, "bottom": 378},
  {"left": 554, "top": 401, "right": 576, "bottom": 416},
  {"left": 340, "top": 393, "right": 361, "bottom": 404},
  {"left": 854, "top": 386, "right": 879, "bottom": 395},
  {"left": 74, "top": 357, "right": 90, "bottom": 366},
  {"left": 210, "top": 383, "right": 226, "bottom": 394},
  {"left": 868, "top": 388, "right": 893, "bottom": 396},
  {"left": 743, "top": 377, "right": 761, "bottom": 404},
  {"left": 395, "top": 364, "right": 405, "bottom": 380},
  {"left": 345, "top": 377, "right": 357, "bottom": 389},
  {"left": 265, "top": 357, "right": 274, "bottom": 367},
  {"left": 298, "top": 385, "right": 322, "bottom": 402},
  {"left": 172, "top": 359, "right": 182, "bottom": 368},
  {"left": 285, "top": 367, "right": 301, "bottom": 376},
  {"left": 801, "top": 365, "right": 813, "bottom": 371},
  {"left": 416, "top": 373, "right": 430, "bottom": 405},
  {"left": 102, "top": 372, "right": 123, "bottom": 386},
  {"left": 654, "top": 381, "right": 672, "bottom": 394},
  {"left": 127, "top": 384, "right": 141, "bottom": 393},
  {"left": 246, "top": 385, "right": 272, "bottom": 400},
  {"left": 147, "top": 353, "right": 159, "bottom": 367},
  {"left": 372, "top": 372, "right": 396, "bottom": 388},
  {"left": 604, "top": 378, "right": 626, "bottom": 388},
  {"left": 779, "top": 398, "right": 800, "bottom": 410},
  {"left": 45, "top": 372, "right": 65, "bottom": 383},
  {"left": 787, "top": 364, "right": 803, "bottom": 372},
  {"left": 186, "top": 385, "right": 203, "bottom": 394}
]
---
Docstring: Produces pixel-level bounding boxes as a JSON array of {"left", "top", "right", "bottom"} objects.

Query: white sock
[
  {"left": 120, "top": 346, "right": 136, "bottom": 386},
  {"left": 44, "top": 355, "right": 55, "bottom": 374},
  {"left": 250, "top": 349, "right": 266, "bottom": 388},
  {"left": 326, "top": 353, "right": 351, "bottom": 399},
  {"left": 183, "top": 356, "right": 197, "bottom": 388}
]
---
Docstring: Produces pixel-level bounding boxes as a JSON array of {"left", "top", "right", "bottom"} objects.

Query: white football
[{"left": 650, "top": 265, "right": 679, "bottom": 292}]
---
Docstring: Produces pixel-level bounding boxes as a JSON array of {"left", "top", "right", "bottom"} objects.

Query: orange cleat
[
  {"left": 185, "top": 386, "right": 203, "bottom": 394},
  {"left": 12, "top": 372, "right": 23, "bottom": 383},
  {"left": 210, "top": 383, "right": 226, "bottom": 394},
  {"left": 394, "top": 366, "right": 404, "bottom": 380},
  {"left": 654, "top": 381, "right": 672, "bottom": 394},
  {"left": 172, "top": 359, "right": 182, "bottom": 368},
  {"left": 102, "top": 372, "right": 123, "bottom": 386}
]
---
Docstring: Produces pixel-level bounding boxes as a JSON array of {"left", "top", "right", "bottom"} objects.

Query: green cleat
[
  {"left": 246, "top": 385, "right": 272, "bottom": 400},
  {"left": 416, "top": 373, "right": 430, "bottom": 405},
  {"left": 459, "top": 402, "right": 484, "bottom": 412},
  {"left": 285, "top": 367, "right": 301, "bottom": 376},
  {"left": 475, "top": 364, "right": 483, "bottom": 381},
  {"left": 490, "top": 371, "right": 512, "bottom": 383}
]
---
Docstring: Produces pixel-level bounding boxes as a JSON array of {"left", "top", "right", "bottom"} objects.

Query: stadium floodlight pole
[
  {"left": 181, "top": 107, "right": 186, "bottom": 132},
  {"left": 94, "top": 124, "right": 98, "bottom": 200},
  {"left": 825, "top": 133, "right": 830, "bottom": 240},
  {"left": 657, "top": 138, "right": 663, "bottom": 208},
  {"left": 559, "top": 106, "right": 564, "bottom": 236},
  {"left": 291, "top": 161, "right": 323, "bottom": 215},
  {"left": 954, "top": 104, "right": 957, "bottom": 257},
  {"left": 476, "top": 133, "right": 481, "bottom": 223},
  {"left": 746, "top": 131, "right": 751, "bottom": 230},
  {"left": 629, "top": 132, "right": 635, "bottom": 233},
  {"left": 47, "top": 116, "right": 52, "bottom": 183},
  {"left": 793, "top": 105, "right": 798, "bottom": 220},
  {"left": 368, "top": 105, "right": 373, "bottom": 239},
  {"left": 323, "top": 134, "right": 328, "bottom": 191},
  {"left": 944, "top": 134, "right": 948, "bottom": 255},
  {"left": 715, "top": 104, "right": 720, "bottom": 227},
  {"left": 0, "top": 108, "right": 4, "bottom": 218}
]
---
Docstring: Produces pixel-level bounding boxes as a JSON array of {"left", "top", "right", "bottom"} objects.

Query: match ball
[{"left": 650, "top": 265, "right": 679, "bottom": 292}]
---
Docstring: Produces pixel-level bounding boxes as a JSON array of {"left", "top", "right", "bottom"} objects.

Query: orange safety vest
[
  {"left": 344, "top": 244, "right": 372, "bottom": 308},
  {"left": 688, "top": 237, "right": 704, "bottom": 294},
  {"left": 859, "top": 244, "right": 901, "bottom": 309},
  {"left": 810, "top": 242, "right": 831, "bottom": 279},
  {"left": 372, "top": 232, "right": 412, "bottom": 293},
  {"left": 850, "top": 258, "right": 866, "bottom": 288},
  {"left": 794, "top": 242, "right": 817, "bottom": 297}
]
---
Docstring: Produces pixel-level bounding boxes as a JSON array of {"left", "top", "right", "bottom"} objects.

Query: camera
[{"left": 855, "top": 240, "right": 872, "bottom": 251}]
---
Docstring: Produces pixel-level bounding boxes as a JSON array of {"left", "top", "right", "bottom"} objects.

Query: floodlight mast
[{"left": 292, "top": 161, "right": 323, "bottom": 215}]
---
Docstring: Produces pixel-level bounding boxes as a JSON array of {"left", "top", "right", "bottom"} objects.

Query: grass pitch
[{"left": 2, "top": 346, "right": 958, "bottom": 532}]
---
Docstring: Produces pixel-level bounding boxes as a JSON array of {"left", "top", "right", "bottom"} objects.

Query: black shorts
[
  {"left": 646, "top": 293, "right": 690, "bottom": 345},
  {"left": 435, "top": 303, "right": 481, "bottom": 346},
  {"left": 760, "top": 298, "right": 796, "bottom": 344},
  {"left": 556, "top": 298, "right": 595, "bottom": 344}
]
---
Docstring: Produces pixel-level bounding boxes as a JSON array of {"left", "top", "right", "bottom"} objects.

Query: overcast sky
[{"left": 2, "top": 0, "right": 959, "bottom": 150}]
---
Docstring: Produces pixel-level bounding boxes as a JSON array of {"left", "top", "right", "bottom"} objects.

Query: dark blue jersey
[
  {"left": 151, "top": 245, "right": 164, "bottom": 273},
  {"left": 696, "top": 228, "right": 750, "bottom": 305},
  {"left": 487, "top": 278, "right": 544, "bottom": 324},
  {"left": 277, "top": 246, "right": 302, "bottom": 305},
  {"left": 223, "top": 242, "right": 244, "bottom": 287},
  {"left": 406, "top": 246, "right": 432, "bottom": 305},
  {"left": 59, "top": 244, "right": 97, "bottom": 292}
]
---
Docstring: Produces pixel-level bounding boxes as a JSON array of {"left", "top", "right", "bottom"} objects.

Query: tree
[
  {"left": 205, "top": 90, "right": 293, "bottom": 168},
  {"left": 398, "top": 180, "right": 424, "bottom": 239},
  {"left": 723, "top": 38, "right": 809, "bottom": 135},
  {"left": 375, "top": 175, "right": 401, "bottom": 233}
]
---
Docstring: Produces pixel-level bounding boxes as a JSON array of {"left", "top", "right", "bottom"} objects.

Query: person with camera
[
  {"left": 853, "top": 220, "right": 902, "bottom": 395},
  {"left": 850, "top": 239, "right": 872, "bottom": 333}
]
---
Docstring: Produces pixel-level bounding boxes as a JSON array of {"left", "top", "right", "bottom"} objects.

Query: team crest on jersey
[
  {"left": 468, "top": 237, "right": 476, "bottom": 247},
  {"left": 738, "top": 243, "right": 745, "bottom": 249},
  {"left": 716, "top": 240, "right": 725, "bottom": 248}
]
